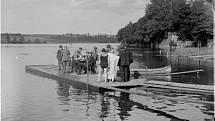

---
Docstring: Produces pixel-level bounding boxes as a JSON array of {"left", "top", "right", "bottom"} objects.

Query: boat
[
  {"left": 137, "top": 75, "right": 171, "bottom": 81},
  {"left": 130, "top": 66, "right": 171, "bottom": 75}
]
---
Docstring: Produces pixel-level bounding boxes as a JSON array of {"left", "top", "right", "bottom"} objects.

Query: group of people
[{"left": 56, "top": 44, "right": 133, "bottom": 82}]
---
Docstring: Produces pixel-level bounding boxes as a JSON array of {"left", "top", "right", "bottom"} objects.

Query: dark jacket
[{"left": 118, "top": 49, "right": 133, "bottom": 66}]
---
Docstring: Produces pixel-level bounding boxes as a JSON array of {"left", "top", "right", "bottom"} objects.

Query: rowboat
[
  {"left": 139, "top": 75, "right": 171, "bottom": 81},
  {"left": 130, "top": 66, "right": 171, "bottom": 75}
]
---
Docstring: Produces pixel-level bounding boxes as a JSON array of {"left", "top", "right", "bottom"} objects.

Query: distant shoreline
[
  {"left": 1, "top": 33, "right": 118, "bottom": 44},
  {"left": 1, "top": 41, "right": 120, "bottom": 44}
]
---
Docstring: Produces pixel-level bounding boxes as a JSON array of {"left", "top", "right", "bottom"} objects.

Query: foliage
[{"left": 117, "top": 0, "right": 213, "bottom": 48}]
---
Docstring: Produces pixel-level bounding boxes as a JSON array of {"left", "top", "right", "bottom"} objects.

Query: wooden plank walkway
[
  {"left": 25, "top": 65, "right": 148, "bottom": 91},
  {"left": 25, "top": 65, "right": 214, "bottom": 105},
  {"left": 141, "top": 81, "right": 214, "bottom": 95}
]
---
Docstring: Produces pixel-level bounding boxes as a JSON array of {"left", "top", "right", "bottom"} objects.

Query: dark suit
[{"left": 118, "top": 49, "right": 133, "bottom": 82}]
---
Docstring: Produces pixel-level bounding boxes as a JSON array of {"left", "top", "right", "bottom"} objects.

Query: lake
[{"left": 1, "top": 43, "right": 214, "bottom": 121}]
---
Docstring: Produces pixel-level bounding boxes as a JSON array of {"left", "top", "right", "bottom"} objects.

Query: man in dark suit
[{"left": 117, "top": 45, "right": 133, "bottom": 82}]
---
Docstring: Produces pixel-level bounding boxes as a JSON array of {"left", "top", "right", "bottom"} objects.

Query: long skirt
[{"left": 108, "top": 54, "right": 119, "bottom": 81}]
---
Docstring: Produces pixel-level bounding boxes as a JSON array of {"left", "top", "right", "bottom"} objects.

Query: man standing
[
  {"left": 56, "top": 45, "right": 63, "bottom": 70},
  {"left": 91, "top": 46, "right": 98, "bottom": 73},
  {"left": 61, "top": 46, "right": 70, "bottom": 72},
  {"left": 117, "top": 45, "right": 133, "bottom": 82}
]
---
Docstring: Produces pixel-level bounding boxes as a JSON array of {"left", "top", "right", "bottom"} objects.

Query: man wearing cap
[{"left": 117, "top": 45, "right": 133, "bottom": 82}]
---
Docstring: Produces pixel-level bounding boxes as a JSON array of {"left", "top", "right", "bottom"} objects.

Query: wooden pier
[
  {"left": 25, "top": 65, "right": 214, "bottom": 105},
  {"left": 25, "top": 65, "right": 148, "bottom": 91}
]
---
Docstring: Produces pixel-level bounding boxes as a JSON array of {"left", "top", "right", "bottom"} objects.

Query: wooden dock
[
  {"left": 25, "top": 65, "right": 148, "bottom": 91},
  {"left": 25, "top": 65, "right": 214, "bottom": 105}
]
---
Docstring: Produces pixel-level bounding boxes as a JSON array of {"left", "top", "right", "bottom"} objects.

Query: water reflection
[
  {"left": 99, "top": 92, "right": 110, "bottom": 119},
  {"left": 102, "top": 91, "right": 183, "bottom": 121},
  {"left": 99, "top": 92, "right": 133, "bottom": 121},
  {"left": 57, "top": 82, "right": 70, "bottom": 97},
  {"left": 131, "top": 50, "right": 213, "bottom": 85},
  {"left": 57, "top": 81, "right": 71, "bottom": 112},
  {"left": 118, "top": 92, "right": 132, "bottom": 121},
  {"left": 55, "top": 81, "right": 182, "bottom": 121}
]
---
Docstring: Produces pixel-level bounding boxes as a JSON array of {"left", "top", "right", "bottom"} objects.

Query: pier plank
[
  {"left": 145, "top": 81, "right": 214, "bottom": 91},
  {"left": 25, "top": 65, "right": 214, "bottom": 104}
]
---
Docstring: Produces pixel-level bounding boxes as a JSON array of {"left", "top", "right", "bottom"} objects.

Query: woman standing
[
  {"left": 107, "top": 48, "right": 119, "bottom": 82},
  {"left": 97, "top": 48, "right": 108, "bottom": 82},
  {"left": 61, "top": 46, "right": 70, "bottom": 72}
]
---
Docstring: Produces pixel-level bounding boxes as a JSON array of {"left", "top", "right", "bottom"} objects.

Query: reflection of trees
[{"left": 132, "top": 51, "right": 168, "bottom": 69}]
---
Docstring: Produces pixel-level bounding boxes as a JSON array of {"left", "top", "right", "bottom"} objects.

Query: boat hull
[{"left": 130, "top": 66, "right": 171, "bottom": 75}]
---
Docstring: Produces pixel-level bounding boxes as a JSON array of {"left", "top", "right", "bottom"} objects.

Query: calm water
[{"left": 1, "top": 44, "right": 214, "bottom": 121}]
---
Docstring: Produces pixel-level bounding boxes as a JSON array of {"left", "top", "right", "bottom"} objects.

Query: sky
[{"left": 1, "top": 0, "right": 150, "bottom": 34}]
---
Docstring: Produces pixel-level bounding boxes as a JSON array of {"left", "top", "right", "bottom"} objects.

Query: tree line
[
  {"left": 1, "top": 33, "right": 46, "bottom": 44},
  {"left": 1, "top": 33, "right": 118, "bottom": 44},
  {"left": 117, "top": 0, "right": 213, "bottom": 48}
]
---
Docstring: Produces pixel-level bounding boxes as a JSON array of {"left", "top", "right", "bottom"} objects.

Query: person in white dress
[{"left": 107, "top": 48, "right": 119, "bottom": 82}]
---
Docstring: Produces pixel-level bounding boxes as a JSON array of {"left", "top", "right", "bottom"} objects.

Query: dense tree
[
  {"left": 117, "top": 0, "right": 213, "bottom": 48},
  {"left": 35, "top": 38, "right": 41, "bottom": 43},
  {"left": 18, "top": 36, "right": 25, "bottom": 43},
  {"left": 5, "top": 33, "right": 11, "bottom": 43},
  {"left": 189, "top": 0, "right": 213, "bottom": 46},
  {"left": 13, "top": 37, "right": 17, "bottom": 43},
  {"left": 26, "top": 39, "right": 32, "bottom": 44}
]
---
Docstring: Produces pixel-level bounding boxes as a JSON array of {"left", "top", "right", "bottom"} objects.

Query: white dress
[{"left": 108, "top": 53, "right": 119, "bottom": 81}]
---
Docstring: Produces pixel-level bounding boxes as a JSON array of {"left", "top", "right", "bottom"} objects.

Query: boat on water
[{"left": 130, "top": 66, "right": 171, "bottom": 75}]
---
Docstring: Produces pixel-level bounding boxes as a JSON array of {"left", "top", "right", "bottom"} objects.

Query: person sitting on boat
[
  {"left": 61, "top": 46, "right": 71, "bottom": 72},
  {"left": 107, "top": 47, "right": 119, "bottom": 82},
  {"left": 117, "top": 44, "right": 133, "bottom": 82},
  {"left": 56, "top": 45, "right": 63, "bottom": 70},
  {"left": 97, "top": 48, "right": 108, "bottom": 82}
]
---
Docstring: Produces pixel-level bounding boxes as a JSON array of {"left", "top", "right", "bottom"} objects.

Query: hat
[
  {"left": 93, "top": 46, "right": 98, "bottom": 49},
  {"left": 106, "top": 44, "right": 111, "bottom": 48},
  {"left": 120, "top": 45, "right": 125, "bottom": 49},
  {"left": 101, "top": 48, "right": 106, "bottom": 52}
]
